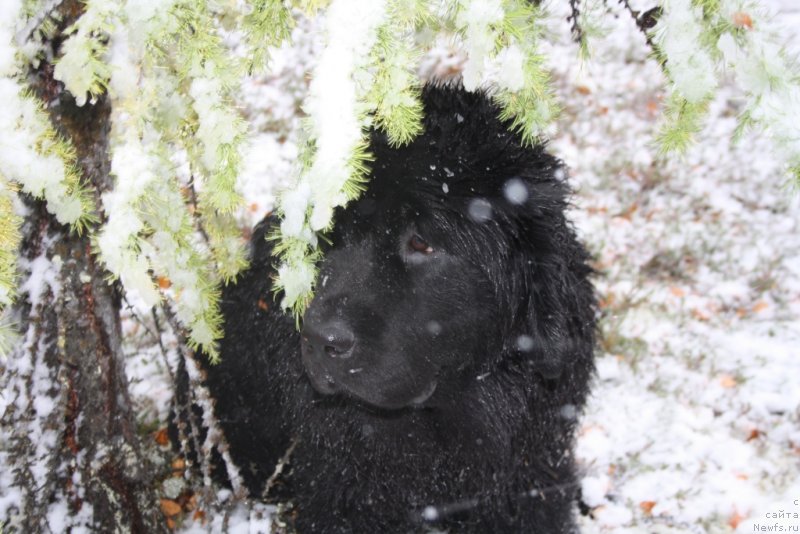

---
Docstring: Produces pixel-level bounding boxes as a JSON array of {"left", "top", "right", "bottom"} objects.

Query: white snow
[
  {"left": 190, "top": 76, "right": 242, "bottom": 173},
  {"left": 467, "top": 198, "right": 493, "bottom": 223},
  {"left": 516, "top": 334, "right": 535, "bottom": 352},
  {"left": 457, "top": 0, "right": 505, "bottom": 91},
  {"left": 582, "top": 475, "right": 611, "bottom": 508},
  {"left": 652, "top": 0, "right": 718, "bottom": 102},
  {"left": 303, "top": 0, "right": 388, "bottom": 230},
  {"left": 494, "top": 44, "right": 526, "bottom": 92},
  {"left": 503, "top": 178, "right": 528, "bottom": 205}
]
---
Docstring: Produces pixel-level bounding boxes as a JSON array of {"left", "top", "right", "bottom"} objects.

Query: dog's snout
[{"left": 302, "top": 320, "right": 355, "bottom": 359}]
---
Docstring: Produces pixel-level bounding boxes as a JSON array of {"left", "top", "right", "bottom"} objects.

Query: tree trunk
[{"left": 0, "top": 4, "right": 166, "bottom": 533}]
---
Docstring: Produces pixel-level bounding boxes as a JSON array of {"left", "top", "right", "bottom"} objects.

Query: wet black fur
[{"left": 204, "top": 86, "right": 596, "bottom": 533}]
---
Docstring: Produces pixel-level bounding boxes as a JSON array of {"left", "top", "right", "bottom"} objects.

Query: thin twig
[
  {"left": 567, "top": 0, "right": 585, "bottom": 45},
  {"left": 160, "top": 305, "right": 219, "bottom": 508},
  {"left": 161, "top": 304, "right": 247, "bottom": 500},
  {"left": 618, "top": 0, "right": 661, "bottom": 50},
  {"left": 187, "top": 176, "right": 211, "bottom": 246},
  {"left": 150, "top": 307, "right": 175, "bottom": 384},
  {"left": 120, "top": 294, "right": 163, "bottom": 347},
  {"left": 261, "top": 438, "right": 299, "bottom": 500}
]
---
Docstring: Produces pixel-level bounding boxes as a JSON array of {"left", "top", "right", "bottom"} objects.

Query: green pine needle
[
  {"left": 790, "top": 164, "right": 800, "bottom": 186},
  {"left": 492, "top": 0, "right": 559, "bottom": 145},
  {"left": 0, "top": 180, "right": 22, "bottom": 316},
  {"left": 370, "top": 24, "right": 425, "bottom": 147},
  {"left": 656, "top": 94, "right": 709, "bottom": 155},
  {"left": 243, "top": 0, "right": 294, "bottom": 74}
]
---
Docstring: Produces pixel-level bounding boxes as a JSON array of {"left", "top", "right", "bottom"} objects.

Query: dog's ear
[
  {"left": 250, "top": 214, "right": 279, "bottom": 267},
  {"left": 510, "top": 236, "right": 595, "bottom": 380}
]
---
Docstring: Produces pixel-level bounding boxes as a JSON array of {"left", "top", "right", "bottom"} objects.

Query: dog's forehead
[
  {"left": 345, "top": 186, "right": 437, "bottom": 231},
  {"left": 371, "top": 144, "right": 505, "bottom": 198}
]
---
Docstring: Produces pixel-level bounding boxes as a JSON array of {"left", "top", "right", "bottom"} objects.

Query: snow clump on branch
[
  {"left": 273, "top": 0, "right": 388, "bottom": 314},
  {"left": 652, "top": 0, "right": 717, "bottom": 103}
]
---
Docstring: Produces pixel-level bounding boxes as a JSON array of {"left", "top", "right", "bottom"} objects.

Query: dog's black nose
[{"left": 302, "top": 321, "right": 355, "bottom": 359}]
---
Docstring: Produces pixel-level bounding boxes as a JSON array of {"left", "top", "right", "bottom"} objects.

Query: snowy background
[
  {"left": 547, "top": 0, "right": 800, "bottom": 532},
  {"left": 51, "top": 0, "right": 800, "bottom": 531}
]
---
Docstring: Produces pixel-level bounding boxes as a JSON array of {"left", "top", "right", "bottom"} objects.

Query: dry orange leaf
[
  {"left": 732, "top": 12, "right": 753, "bottom": 29},
  {"left": 586, "top": 205, "right": 609, "bottom": 215},
  {"left": 160, "top": 499, "right": 182, "bottom": 517},
  {"left": 729, "top": 510, "right": 746, "bottom": 529},
  {"left": 746, "top": 428, "right": 762, "bottom": 442},
  {"left": 752, "top": 301, "right": 768, "bottom": 313},
  {"left": 577, "top": 85, "right": 592, "bottom": 95},
  {"left": 598, "top": 292, "right": 616, "bottom": 309},
  {"left": 670, "top": 286, "right": 686, "bottom": 298},
  {"left": 166, "top": 517, "right": 176, "bottom": 530},
  {"left": 590, "top": 504, "right": 606, "bottom": 518},
  {"left": 617, "top": 203, "right": 639, "bottom": 221},
  {"left": 720, "top": 374, "right": 737, "bottom": 388},
  {"left": 249, "top": 202, "right": 259, "bottom": 213},
  {"left": 154, "top": 428, "right": 170, "bottom": 447},
  {"left": 193, "top": 509, "right": 207, "bottom": 523},
  {"left": 65, "top": 432, "right": 79, "bottom": 455},
  {"left": 579, "top": 424, "right": 603, "bottom": 437},
  {"left": 158, "top": 276, "right": 171, "bottom": 290},
  {"left": 258, "top": 298, "right": 269, "bottom": 311},
  {"left": 185, "top": 493, "right": 198, "bottom": 512},
  {"left": 171, "top": 458, "right": 186, "bottom": 471},
  {"left": 639, "top": 501, "right": 656, "bottom": 515}
]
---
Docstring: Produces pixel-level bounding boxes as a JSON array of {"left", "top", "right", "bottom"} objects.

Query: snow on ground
[{"left": 543, "top": 0, "right": 800, "bottom": 532}]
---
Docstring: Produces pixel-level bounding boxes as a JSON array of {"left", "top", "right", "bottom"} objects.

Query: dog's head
[{"left": 300, "top": 86, "right": 594, "bottom": 410}]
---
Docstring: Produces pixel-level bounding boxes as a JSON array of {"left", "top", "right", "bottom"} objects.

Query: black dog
[{"left": 204, "top": 86, "right": 596, "bottom": 533}]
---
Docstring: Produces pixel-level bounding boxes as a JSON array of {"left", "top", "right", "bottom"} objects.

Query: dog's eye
[{"left": 408, "top": 234, "right": 433, "bottom": 254}]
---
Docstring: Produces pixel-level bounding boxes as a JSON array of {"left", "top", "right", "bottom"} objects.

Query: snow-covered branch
[{"left": 2, "top": 0, "right": 799, "bottom": 341}]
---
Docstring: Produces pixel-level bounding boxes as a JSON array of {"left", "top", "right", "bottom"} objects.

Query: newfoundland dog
[{"left": 203, "top": 85, "right": 596, "bottom": 533}]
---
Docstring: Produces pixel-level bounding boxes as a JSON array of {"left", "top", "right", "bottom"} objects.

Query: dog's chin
[
  {"left": 407, "top": 380, "right": 438, "bottom": 406},
  {"left": 306, "top": 374, "right": 438, "bottom": 411},
  {"left": 357, "top": 379, "right": 438, "bottom": 411}
]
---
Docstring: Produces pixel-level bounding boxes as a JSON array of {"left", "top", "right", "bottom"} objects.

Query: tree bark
[{"left": 0, "top": 4, "right": 166, "bottom": 533}]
